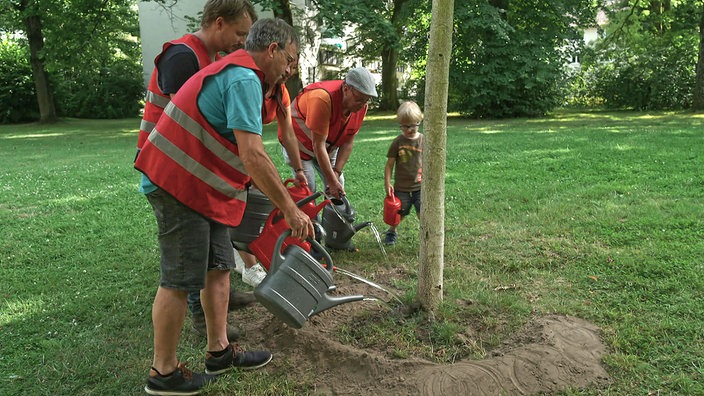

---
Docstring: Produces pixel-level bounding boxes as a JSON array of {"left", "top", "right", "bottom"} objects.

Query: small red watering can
[
  {"left": 383, "top": 192, "right": 401, "bottom": 226},
  {"left": 248, "top": 191, "right": 328, "bottom": 270},
  {"left": 284, "top": 178, "right": 331, "bottom": 218}
]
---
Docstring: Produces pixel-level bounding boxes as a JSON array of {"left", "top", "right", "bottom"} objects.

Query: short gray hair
[{"left": 245, "top": 18, "right": 299, "bottom": 52}]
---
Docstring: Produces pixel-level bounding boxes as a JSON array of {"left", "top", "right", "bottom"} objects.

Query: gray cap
[{"left": 344, "top": 67, "right": 378, "bottom": 97}]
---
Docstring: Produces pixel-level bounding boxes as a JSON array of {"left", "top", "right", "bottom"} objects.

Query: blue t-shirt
[{"left": 140, "top": 65, "right": 263, "bottom": 193}]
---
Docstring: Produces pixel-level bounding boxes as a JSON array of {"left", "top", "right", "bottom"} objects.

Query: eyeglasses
[
  {"left": 348, "top": 86, "right": 371, "bottom": 104},
  {"left": 278, "top": 44, "right": 296, "bottom": 66},
  {"left": 400, "top": 123, "right": 420, "bottom": 129}
]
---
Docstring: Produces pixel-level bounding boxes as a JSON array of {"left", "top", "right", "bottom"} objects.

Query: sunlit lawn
[{"left": 1, "top": 110, "right": 703, "bottom": 395}]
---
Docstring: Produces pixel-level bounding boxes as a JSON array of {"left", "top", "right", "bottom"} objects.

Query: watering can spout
[
  {"left": 313, "top": 294, "right": 366, "bottom": 315},
  {"left": 354, "top": 221, "right": 372, "bottom": 232}
]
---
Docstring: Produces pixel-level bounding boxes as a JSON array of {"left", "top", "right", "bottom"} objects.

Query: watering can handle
[
  {"left": 271, "top": 229, "right": 334, "bottom": 275},
  {"left": 271, "top": 191, "right": 324, "bottom": 223},
  {"left": 326, "top": 194, "right": 351, "bottom": 211}
]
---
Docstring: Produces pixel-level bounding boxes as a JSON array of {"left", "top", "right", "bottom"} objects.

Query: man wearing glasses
[
  {"left": 280, "top": 67, "right": 378, "bottom": 199},
  {"left": 136, "top": 18, "right": 313, "bottom": 395}
]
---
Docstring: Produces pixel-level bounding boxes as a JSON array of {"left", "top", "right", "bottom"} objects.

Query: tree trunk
[
  {"left": 693, "top": 6, "right": 704, "bottom": 111},
  {"left": 274, "top": 0, "right": 304, "bottom": 97},
  {"left": 379, "top": 0, "right": 409, "bottom": 110},
  {"left": 380, "top": 45, "right": 399, "bottom": 110},
  {"left": 418, "top": 0, "right": 453, "bottom": 313},
  {"left": 24, "top": 13, "right": 57, "bottom": 124}
]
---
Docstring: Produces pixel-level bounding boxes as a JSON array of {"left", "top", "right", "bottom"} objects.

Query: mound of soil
[{"left": 232, "top": 267, "right": 610, "bottom": 395}]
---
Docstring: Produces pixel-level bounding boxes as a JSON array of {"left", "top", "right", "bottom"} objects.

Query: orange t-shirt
[
  {"left": 262, "top": 84, "right": 291, "bottom": 125},
  {"left": 296, "top": 89, "right": 334, "bottom": 137}
]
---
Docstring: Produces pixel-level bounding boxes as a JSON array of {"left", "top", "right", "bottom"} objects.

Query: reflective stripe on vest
[
  {"left": 136, "top": 35, "right": 218, "bottom": 154},
  {"left": 145, "top": 89, "right": 171, "bottom": 108},
  {"left": 289, "top": 101, "right": 317, "bottom": 159},
  {"left": 158, "top": 101, "right": 248, "bottom": 179}
]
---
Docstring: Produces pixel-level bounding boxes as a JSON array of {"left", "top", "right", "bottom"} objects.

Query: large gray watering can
[
  {"left": 254, "top": 229, "right": 365, "bottom": 329},
  {"left": 321, "top": 195, "right": 371, "bottom": 251}
]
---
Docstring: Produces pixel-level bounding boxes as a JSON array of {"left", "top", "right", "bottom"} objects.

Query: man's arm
[
  {"left": 311, "top": 132, "right": 344, "bottom": 198},
  {"left": 235, "top": 129, "right": 313, "bottom": 240},
  {"left": 277, "top": 105, "right": 308, "bottom": 186}
]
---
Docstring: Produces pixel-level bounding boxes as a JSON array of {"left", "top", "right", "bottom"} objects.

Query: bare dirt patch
[{"left": 232, "top": 267, "right": 610, "bottom": 395}]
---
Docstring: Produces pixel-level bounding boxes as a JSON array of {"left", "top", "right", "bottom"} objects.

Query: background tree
[
  {"left": 0, "top": 0, "right": 143, "bottom": 123},
  {"left": 579, "top": 0, "right": 701, "bottom": 110},
  {"left": 447, "top": 0, "right": 594, "bottom": 118},
  {"left": 252, "top": 0, "right": 421, "bottom": 110},
  {"left": 2, "top": 0, "right": 57, "bottom": 123},
  {"left": 418, "top": 0, "right": 453, "bottom": 313},
  {"left": 313, "top": 0, "right": 418, "bottom": 110}
]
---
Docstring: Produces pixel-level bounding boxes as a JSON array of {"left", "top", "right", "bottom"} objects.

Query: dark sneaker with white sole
[
  {"left": 144, "top": 362, "right": 216, "bottom": 395},
  {"left": 384, "top": 230, "right": 397, "bottom": 245},
  {"left": 205, "top": 344, "right": 273, "bottom": 375}
]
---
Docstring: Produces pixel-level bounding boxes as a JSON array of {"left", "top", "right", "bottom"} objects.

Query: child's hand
[{"left": 386, "top": 185, "right": 394, "bottom": 197}]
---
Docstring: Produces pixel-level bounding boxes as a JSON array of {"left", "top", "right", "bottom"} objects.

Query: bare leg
[
  {"left": 239, "top": 250, "right": 258, "bottom": 270},
  {"left": 201, "top": 269, "right": 232, "bottom": 352},
  {"left": 152, "top": 286, "right": 188, "bottom": 374}
]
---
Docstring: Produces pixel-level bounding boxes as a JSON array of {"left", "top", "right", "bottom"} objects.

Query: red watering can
[
  {"left": 248, "top": 208, "right": 311, "bottom": 270},
  {"left": 383, "top": 193, "right": 401, "bottom": 226},
  {"left": 284, "top": 179, "right": 331, "bottom": 218},
  {"left": 248, "top": 191, "right": 328, "bottom": 270}
]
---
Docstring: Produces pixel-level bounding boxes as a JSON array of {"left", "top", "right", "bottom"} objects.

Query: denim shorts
[
  {"left": 146, "top": 188, "right": 235, "bottom": 291},
  {"left": 396, "top": 189, "right": 421, "bottom": 216}
]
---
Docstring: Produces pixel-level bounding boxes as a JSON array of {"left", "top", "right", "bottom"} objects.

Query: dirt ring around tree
[{"left": 233, "top": 273, "right": 610, "bottom": 395}]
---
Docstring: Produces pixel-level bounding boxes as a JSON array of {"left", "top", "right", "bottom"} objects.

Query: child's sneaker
[
  {"left": 144, "top": 362, "right": 215, "bottom": 395},
  {"left": 384, "top": 230, "right": 397, "bottom": 246},
  {"left": 205, "top": 344, "right": 273, "bottom": 375},
  {"left": 241, "top": 263, "right": 267, "bottom": 287}
]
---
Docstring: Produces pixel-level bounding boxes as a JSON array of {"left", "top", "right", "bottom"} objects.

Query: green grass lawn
[{"left": 1, "top": 110, "right": 703, "bottom": 395}]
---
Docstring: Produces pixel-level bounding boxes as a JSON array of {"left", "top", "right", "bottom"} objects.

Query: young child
[{"left": 383, "top": 101, "right": 424, "bottom": 245}]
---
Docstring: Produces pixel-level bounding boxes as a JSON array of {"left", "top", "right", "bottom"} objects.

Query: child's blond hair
[{"left": 396, "top": 101, "right": 424, "bottom": 125}]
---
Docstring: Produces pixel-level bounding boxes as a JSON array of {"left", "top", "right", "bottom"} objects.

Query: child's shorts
[{"left": 396, "top": 189, "right": 421, "bottom": 216}]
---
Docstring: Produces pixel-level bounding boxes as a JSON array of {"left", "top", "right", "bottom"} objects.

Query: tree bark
[
  {"left": 24, "top": 12, "right": 57, "bottom": 123},
  {"left": 273, "top": 0, "right": 304, "bottom": 97},
  {"left": 379, "top": 0, "right": 408, "bottom": 110},
  {"left": 693, "top": 5, "right": 704, "bottom": 111},
  {"left": 380, "top": 45, "right": 399, "bottom": 110},
  {"left": 418, "top": 0, "right": 453, "bottom": 313}
]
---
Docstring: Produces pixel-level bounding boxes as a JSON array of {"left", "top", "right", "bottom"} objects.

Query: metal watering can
[
  {"left": 254, "top": 230, "right": 365, "bottom": 329},
  {"left": 321, "top": 195, "right": 371, "bottom": 251}
]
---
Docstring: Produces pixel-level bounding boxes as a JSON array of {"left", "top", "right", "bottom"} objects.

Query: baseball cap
[{"left": 344, "top": 67, "right": 378, "bottom": 97}]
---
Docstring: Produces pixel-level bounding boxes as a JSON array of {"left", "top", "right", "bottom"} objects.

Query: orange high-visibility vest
[
  {"left": 285, "top": 80, "right": 367, "bottom": 161},
  {"left": 134, "top": 50, "right": 263, "bottom": 227},
  {"left": 136, "top": 34, "right": 219, "bottom": 155}
]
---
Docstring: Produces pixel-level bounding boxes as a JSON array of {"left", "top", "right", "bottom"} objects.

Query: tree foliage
[
  {"left": 578, "top": 0, "right": 701, "bottom": 110},
  {"left": 0, "top": 0, "right": 143, "bottom": 123},
  {"left": 0, "top": 35, "right": 38, "bottom": 123}
]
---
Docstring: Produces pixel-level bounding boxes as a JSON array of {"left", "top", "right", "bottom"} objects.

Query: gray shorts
[
  {"left": 146, "top": 188, "right": 235, "bottom": 291},
  {"left": 396, "top": 189, "right": 421, "bottom": 216}
]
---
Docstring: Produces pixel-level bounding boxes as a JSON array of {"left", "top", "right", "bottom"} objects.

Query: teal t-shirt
[{"left": 140, "top": 65, "right": 263, "bottom": 193}]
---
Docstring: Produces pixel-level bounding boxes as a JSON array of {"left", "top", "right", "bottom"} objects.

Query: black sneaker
[
  {"left": 384, "top": 231, "right": 397, "bottom": 245},
  {"left": 205, "top": 344, "right": 273, "bottom": 375},
  {"left": 144, "top": 362, "right": 215, "bottom": 395}
]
